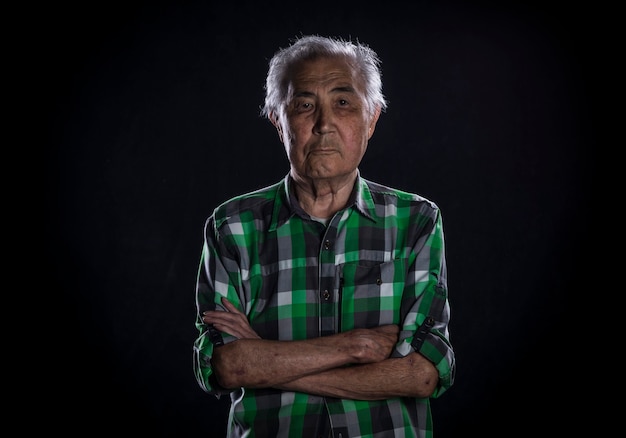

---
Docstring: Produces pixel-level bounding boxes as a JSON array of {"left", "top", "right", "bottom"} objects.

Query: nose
[{"left": 313, "top": 104, "right": 332, "bottom": 135}]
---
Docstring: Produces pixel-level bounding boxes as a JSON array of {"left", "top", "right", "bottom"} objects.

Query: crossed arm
[{"left": 203, "top": 298, "right": 438, "bottom": 400}]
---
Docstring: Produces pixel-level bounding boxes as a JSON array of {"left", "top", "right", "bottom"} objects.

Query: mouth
[
  {"left": 308, "top": 143, "right": 338, "bottom": 153},
  {"left": 307, "top": 149, "right": 339, "bottom": 160},
  {"left": 310, "top": 149, "right": 337, "bottom": 154}
]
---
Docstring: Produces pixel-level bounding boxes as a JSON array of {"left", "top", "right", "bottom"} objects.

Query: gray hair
[{"left": 260, "top": 35, "right": 388, "bottom": 118}]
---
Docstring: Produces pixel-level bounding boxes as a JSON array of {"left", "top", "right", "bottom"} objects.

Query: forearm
[
  {"left": 211, "top": 325, "right": 398, "bottom": 389},
  {"left": 211, "top": 338, "right": 353, "bottom": 389},
  {"left": 276, "top": 352, "right": 439, "bottom": 400}
]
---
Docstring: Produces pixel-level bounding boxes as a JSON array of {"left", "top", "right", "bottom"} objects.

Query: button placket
[{"left": 319, "top": 223, "right": 338, "bottom": 336}]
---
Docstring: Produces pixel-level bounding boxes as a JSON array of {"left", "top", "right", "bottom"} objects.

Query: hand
[
  {"left": 343, "top": 324, "right": 399, "bottom": 364},
  {"left": 202, "top": 297, "right": 261, "bottom": 340}
]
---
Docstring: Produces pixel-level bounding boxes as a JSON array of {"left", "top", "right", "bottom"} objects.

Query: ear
[
  {"left": 367, "top": 106, "right": 382, "bottom": 140},
  {"left": 269, "top": 111, "right": 285, "bottom": 143}
]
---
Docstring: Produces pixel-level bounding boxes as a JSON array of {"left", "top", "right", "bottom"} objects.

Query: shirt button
[
  {"left": 324, "top": 240, "right": 331, "bottom": 250},
  {"left": 376, "top": 278, "right": 382, "bottom": 285},
  {"left": 323, "top": 290, "right": 330, "bottom": 300}
]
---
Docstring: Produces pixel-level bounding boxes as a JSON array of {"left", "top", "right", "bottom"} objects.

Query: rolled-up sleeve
[
  {"left": 193, "top": 216, "right": 240, "bottom": 396},
  {"left": 394, "top": 208, "right": 456, "bottom": 397}
]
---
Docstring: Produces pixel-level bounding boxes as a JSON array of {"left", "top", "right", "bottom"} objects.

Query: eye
[
  {"left": 296, "top": 102, "right": 314, "bottom": 114},
  {"left": 338, "top": 99, "right": 349, "bottom": 106},
  {"left": 290, "top": 100, "right": 314, "bottom": 114}
]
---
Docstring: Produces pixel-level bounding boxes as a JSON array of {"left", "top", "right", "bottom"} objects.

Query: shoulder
[
  {"left": 211, "top": 180, "right": 283, "bottom": 228},
  {"left": 362, "top": 178, "right": 440, "bottom": 217}
]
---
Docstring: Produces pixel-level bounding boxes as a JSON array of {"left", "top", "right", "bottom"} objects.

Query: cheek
[
  {"left": 345, "top": 123, "right": 370, "bottom": 146},
  {"left": 284, "top": 129, "right": 302, "bottom": 150},
  {"left": 286, "top": 123, "right": 313, "bottom": 148}
]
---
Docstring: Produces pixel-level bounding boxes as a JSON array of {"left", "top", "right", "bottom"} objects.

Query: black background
[{"left": 40, "top": 1, "right": 595, "bottom": 436}]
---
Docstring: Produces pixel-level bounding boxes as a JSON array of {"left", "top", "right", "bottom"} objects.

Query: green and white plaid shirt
[{"left": 194, "top": 173, "right": 455, "bottom": 438}]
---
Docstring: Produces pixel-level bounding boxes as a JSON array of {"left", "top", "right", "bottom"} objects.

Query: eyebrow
[
  {"left": 293, "top": 86, "right": 357, "bottom": 98},
  {"left": 332, "top": 85, "right": 356, "bottom": 93}
]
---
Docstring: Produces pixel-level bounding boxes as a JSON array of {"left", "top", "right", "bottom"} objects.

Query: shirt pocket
[{"left": 339, "top": 258, "right": 406, "bottom": 330}]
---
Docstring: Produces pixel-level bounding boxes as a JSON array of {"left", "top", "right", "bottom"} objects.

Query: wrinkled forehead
[{"left": 286, "top": 55, "right": 364, "bottom": 93}]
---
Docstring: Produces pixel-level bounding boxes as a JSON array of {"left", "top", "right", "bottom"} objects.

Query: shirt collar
[{"left": 269, "top": 171, "right": 377, "bottom": 231}]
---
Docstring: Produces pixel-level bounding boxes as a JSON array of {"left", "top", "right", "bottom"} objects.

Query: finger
[
  {"left": 203, "top": 311, "right": 254, "bottom": 332},
  {"left": 211, "top": 321, "right": 261, "bottom": 340},
  {"left": 221, "top": 297, "right": 242, "bottom": 313},
  {"left": 375, "top": 324, "right": 400, "bottom": 335},
  {"left": 206, "top": 315, "right": 246, "bottom": 332},
  {"left": 202, "top": 311, "right": 242, "bottom": 324}
]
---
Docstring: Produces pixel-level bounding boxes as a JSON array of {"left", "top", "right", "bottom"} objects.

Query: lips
[{"left": 308, "top": 143, "right": 338, "bottom": 153}]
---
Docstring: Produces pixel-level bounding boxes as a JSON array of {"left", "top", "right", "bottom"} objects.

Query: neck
[{"left": 291, "top": 172, "right": 357, "bottom": 219}]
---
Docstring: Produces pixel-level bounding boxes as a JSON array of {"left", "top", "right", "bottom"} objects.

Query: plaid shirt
[{"left": 194, "top": 173, "right": 455, "bottom": 438}]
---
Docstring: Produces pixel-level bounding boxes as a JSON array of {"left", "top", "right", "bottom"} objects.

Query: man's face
[{"left": 272, "top": 56, "right": 380, "bottom": 184}]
